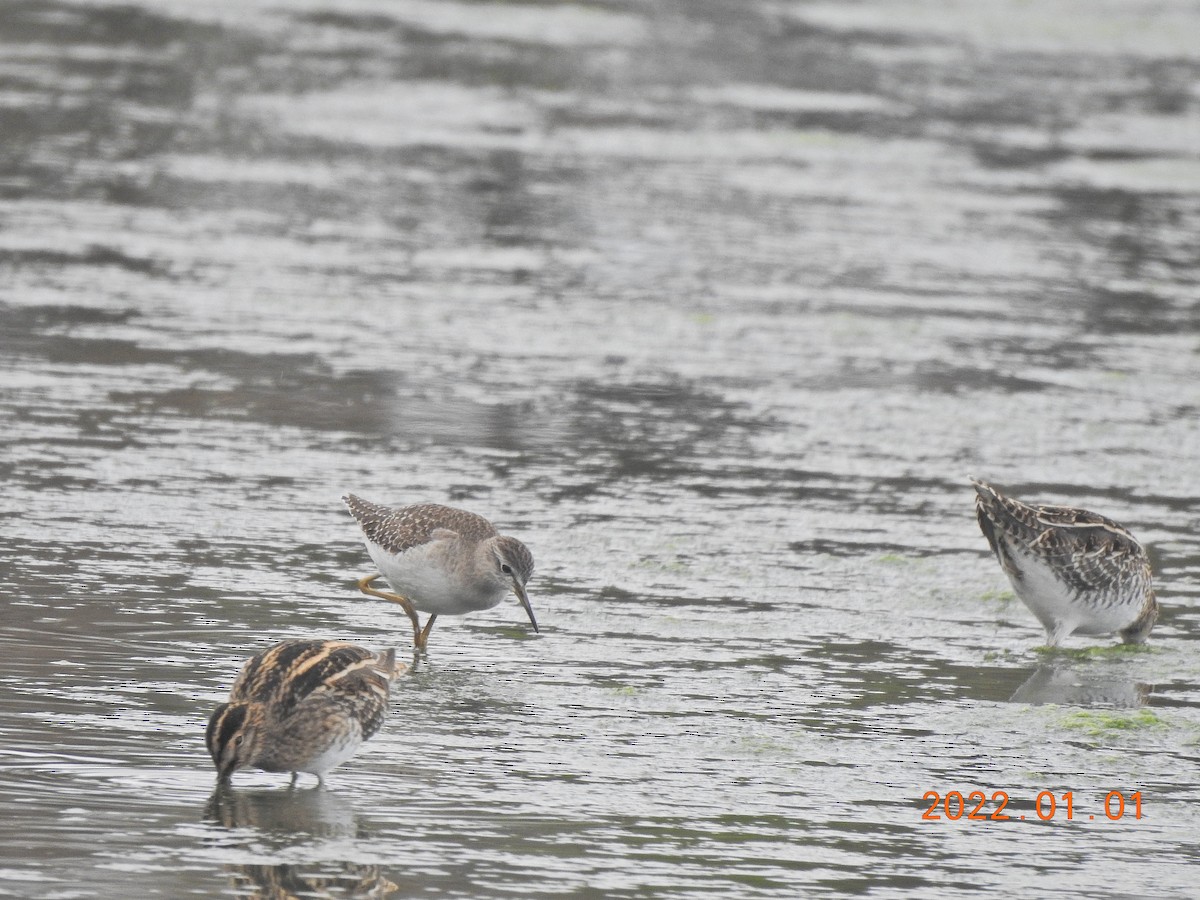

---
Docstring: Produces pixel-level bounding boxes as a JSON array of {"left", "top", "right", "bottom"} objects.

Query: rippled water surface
[{"left": 3, "top": 0, "right": 1200, "bottom": 896}]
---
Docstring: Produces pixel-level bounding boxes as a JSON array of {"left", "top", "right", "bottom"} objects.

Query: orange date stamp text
[{"left": 921, "top": 790, "right": 1143, "bottom": 822}]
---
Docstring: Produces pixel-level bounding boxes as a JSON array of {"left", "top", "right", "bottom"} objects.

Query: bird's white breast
[{"left": 367, "top": 540, "right": 505, "bottom": 615}]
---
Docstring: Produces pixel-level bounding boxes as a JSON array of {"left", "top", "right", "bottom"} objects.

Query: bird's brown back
[
  {"left": 228, "top": 639, "right": 382, "bottom": 719},
  {"left": 343, "top": 495, "right": 500, "bottom": 554}
]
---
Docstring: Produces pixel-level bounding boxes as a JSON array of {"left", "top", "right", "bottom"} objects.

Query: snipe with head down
[
  {"left": 206, "top": 639, "right": 401, "bottom": 786},
  {"left": 972, "top": 478, "right": 1157, "bottom": 647}
]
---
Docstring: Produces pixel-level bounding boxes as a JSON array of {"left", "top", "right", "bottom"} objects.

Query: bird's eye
[
  {"left": 234, "top": 735, "right": 244, "bottom": 746},
  {"left": 500, "top": 563, "right": 513, "bottom": 575}
]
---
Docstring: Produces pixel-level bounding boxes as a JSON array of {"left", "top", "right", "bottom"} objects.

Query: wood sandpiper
[{"left": 343, "top": 494, "right": 538, "bottom": 652}]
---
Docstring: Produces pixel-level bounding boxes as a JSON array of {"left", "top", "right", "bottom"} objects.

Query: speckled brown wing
[
  {"left": 1027, "top": 502, "right": 1153, "bottom": 596},
  {"left": 973, "top": 480, "right": 1151, "bottom": 596},
  {"left": 314, "top": 647, "right": 396, "bottom": 741},
  {"left": 343, "top": 495, "right": 499, "bottom": 553}
]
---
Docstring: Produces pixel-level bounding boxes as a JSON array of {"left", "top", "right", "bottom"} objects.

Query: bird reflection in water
[
  {"left": 1009, "top": 665, "right": 1150, "bottom": 708},
  {"left": 204, "top": 787, "right": 398, "bottom": 898}
]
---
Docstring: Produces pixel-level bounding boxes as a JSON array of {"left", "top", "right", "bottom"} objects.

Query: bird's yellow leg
[
  {"left": 355, "top": 573, "right": 423, "bottom": 647},
  {"left": 416, "top": 614, "right": 439, "bottom": 653}
]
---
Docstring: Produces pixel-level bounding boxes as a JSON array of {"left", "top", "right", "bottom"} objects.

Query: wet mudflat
[{"left": 2, "top": 0, "right": 1200, "bottom": 896}]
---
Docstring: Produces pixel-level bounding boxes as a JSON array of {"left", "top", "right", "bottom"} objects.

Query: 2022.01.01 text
[{"left": 921, "top": 790, "right": 1143, "bottom": 822}]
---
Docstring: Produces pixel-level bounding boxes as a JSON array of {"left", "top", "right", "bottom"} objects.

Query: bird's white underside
[
  {"left": 366, "top": 540, "right": 505, "bottom": 615},
  {"left": 297, "top": 730, "right": 363, "bottom": 776},
  {"left": 1002, "top": 541, "right": 1137, "bottom": 640}
]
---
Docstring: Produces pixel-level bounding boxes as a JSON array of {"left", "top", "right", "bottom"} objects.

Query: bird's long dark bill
[{"left": 513, "top": 581, "right": 539, "bottom": 633}]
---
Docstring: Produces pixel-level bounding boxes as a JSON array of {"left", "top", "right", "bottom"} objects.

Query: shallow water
[{"left": 2, "top": 0, "right": 1200, "bottom": 896}]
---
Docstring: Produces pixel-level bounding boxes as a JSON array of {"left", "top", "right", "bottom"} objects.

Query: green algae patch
[
  {"left": 1061, "top": 709, "right": 1164, "bottom": 738},
  {"left": 979, "top": 589, "right": 1015, "bottom": 603},
  {"left": 981, "top": 648, "right": 1024, "bottom": 663},
  {"left": 1036, "top": 643, "right": 1156, "bottom": 660},
  {"left": 874, "top": 553, "right": 933, "bottom": 569},
  {"left": 633, "top": 555, "right": 688, "bottom": 573},
  {"left": 737, "top": 734, "right": 796, "bottom": 756},
  {"left": 607, "top": 684, "right": 639, "bottom": 697}
]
